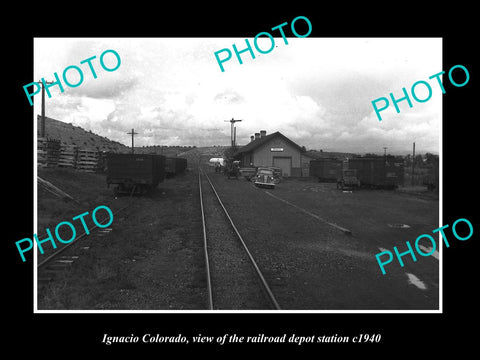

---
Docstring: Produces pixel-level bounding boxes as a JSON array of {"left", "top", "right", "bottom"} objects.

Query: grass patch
[{"left": 37, "top": 167, "right": 112, "bottom": 230}]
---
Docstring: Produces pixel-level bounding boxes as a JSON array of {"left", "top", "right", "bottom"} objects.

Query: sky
[{"left": 33, "top": 37, "right": 442, "bottom": 154}]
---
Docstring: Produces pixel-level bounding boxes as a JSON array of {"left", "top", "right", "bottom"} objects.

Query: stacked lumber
[
  {"left": 95, "top": 151, "right": 107, "bottom": 173},
  {"left": 37, "top": 137, "right": 61, "bottom": 167},
  {"left": 76, "top": 148, "right": 99, "bottom": 172},
  {"left": 58, "top": 144, "right": 78, "bottom": 168},
  {"left": 37, "top": 140, "right": 46, "bottom": 167}
]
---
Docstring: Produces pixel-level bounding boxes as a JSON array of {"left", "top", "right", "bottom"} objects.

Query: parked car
[
  {"left": 268, "top": 166, "right": 282, "bottom": 184},
  {"left": 254, "top": 168, "right": 276, "bottom": 188}
]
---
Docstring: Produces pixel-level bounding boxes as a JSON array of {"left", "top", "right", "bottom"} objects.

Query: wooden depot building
[{"left": 234, "top": 130, "right": 308, "bottom": 177}]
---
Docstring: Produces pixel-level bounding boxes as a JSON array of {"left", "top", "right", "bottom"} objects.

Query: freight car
[
  {"left": 106, "top": 153, "right": 166, "bottom": 195},
  {"left": 165, "top": 157, "right": 187, "bottom": 178},
  {"left": 309, "top": 158, "right": 342, "bottom": 182},
  {"left": 344, "top": 156, "right": 404, "bottom": 189}
]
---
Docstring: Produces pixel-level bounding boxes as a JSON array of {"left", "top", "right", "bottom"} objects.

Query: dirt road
[{"left": 37, "top": 167, "right": 439, "bottom": 310}]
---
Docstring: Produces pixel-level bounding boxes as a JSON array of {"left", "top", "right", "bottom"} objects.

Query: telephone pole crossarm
[
  {"left": 224, "top": 118, "right": 242, "bottom": 148},
  {"left": 127, "top": 128, "right": 139, "bottom": 153}
]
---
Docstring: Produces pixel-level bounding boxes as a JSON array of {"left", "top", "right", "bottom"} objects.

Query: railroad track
[
  {"left": 199, "top": 169, "right": 281, "bottom": 310},
  {"left": 37, "top": 197, "right": 134, "bottom": 283}
]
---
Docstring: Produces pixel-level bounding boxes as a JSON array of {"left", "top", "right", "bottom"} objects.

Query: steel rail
[
  {"left": 198, "top": 172, "right": 214, "bottom": 310},
  {"left": 37, "top": 203, "right": 132, "bottom": 269},
  {"left": 200, "top": 169, "right": 281, "bottom": 310}
]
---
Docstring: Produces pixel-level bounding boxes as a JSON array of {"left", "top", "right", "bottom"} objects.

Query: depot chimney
[
  {"left": 255, "top": 132, "right": 260, "bottom": 140},
  {"left": 250, "top": 135, "right": 254, "bottom": 142},
  {"left": 260, "top": 130, "right": 266, "bottom": 138}
]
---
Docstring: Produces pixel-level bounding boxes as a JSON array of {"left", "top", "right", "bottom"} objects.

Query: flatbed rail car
[
  {"left": 106, "top": 153, "right": 166, "bottom": 195},
  {"left": 344, "top": 156, "right": 404, "bottom": 189},
  {"left": 165, "top": 157, "right": 187, "bottom": 178},
  {"left": 309, "top": 158, "right": 342, "bottom": 182}
]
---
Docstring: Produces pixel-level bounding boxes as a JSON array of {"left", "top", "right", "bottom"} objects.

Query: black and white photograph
[
  {"left": 6, "top": 6, "right": 477, "bottom": 355},
  {"left": 32, "top": 37, "right": 442, "bottom": 312}
]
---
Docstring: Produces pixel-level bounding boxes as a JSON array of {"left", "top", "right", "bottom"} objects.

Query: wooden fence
[
  {"left": 37, "top": 138, "right": 106, "bottom": 173},
  {"left": 37, "top": 137, "right": 60, "bottom": 168}
]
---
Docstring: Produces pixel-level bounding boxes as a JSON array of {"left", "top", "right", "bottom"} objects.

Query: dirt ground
[
  {"left": 37, "top": 167, "right": 439, "bottom": 310},
  {"left": 37, "top": 168, "right": 206, "bottom": 310},
  {"left": 207, "top": 172, "right": 439, "bottom": 310}
]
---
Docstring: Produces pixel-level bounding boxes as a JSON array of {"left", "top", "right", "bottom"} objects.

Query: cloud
[
  {"left": 69, "top": 75, "right": 138, "bottom": 100},
  {"left": 214, "top": 90, "right": 245, "bottom": 104},
  {"left": 34, "top": 37, "right": 441, "bottom": 153}
]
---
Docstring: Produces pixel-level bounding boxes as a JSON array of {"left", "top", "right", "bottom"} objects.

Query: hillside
[
  {"left": 305, "top": 150, "right": 360, "bottom": 159},
  {"left": 176, "top": 146, "right": 228, "bottom": 167},
  {"left": 37, "top": 115, "right": 230, "bottom": 166},
  {"left": 37, "top": 115, "right": 130, "bottom": 153},
  {"left": 132, "top": 145, "right": 199, "bottom": 157}
]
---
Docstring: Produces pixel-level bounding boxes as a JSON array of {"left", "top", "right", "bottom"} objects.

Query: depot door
[{"left": 273, "top": 157, "right": 292, "bottom": 177}]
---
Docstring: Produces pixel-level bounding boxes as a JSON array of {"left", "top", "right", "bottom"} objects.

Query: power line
[
  {"left": 224, "top": 118, "right": 242, "bottom": 148},
  {"left": 38, "top": 80, "right": 53, "bottom": 138},
  {"left": 127, "top": 128, "right": 139, "bottom": 153}
]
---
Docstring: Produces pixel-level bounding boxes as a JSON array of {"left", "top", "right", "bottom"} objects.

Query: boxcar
[
  {"left": 345, "top": 156, "right": 404, "bottom": 189},
  {"left": 309, "top": 158, "right": 342, "bottom": 182},
  {"left": 106, "top": 153, "right": 166, "bottom": 195},
  {"left": 165, "top": 157, "right": 187, "bottom": 178}
]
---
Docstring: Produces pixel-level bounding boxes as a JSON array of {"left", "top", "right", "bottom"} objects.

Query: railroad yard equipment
[
  {"left": 209, "top": 157, "right": 225, "bottom": 167},
  {"left": 344, "top": 156, "right": 404, "bottom": 189},
  {"left": 336, "top": 169, "right": 361, "bottom": 190},
  {"left": 106, "top": 153, "right": 166, "bottom": 195},
  {"left": 165, "top": 157, "right": 187, "bottom": 178},
  {"left": 310, "top": 158, "right": 342, "bottom": 183},
  {"left": 209, "top": 157, "right": 225, "bottom": 173},
  {"left": 224, "top": 159, "right": 240, "bottom": 179},
  {"left": 311, "top": 156, "right": 404, "bottom": 190}
]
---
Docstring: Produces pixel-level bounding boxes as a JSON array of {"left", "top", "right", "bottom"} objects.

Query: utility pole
[
  {"left": 127, "top": 128, "right": 138, "bottom": 153},
  {"left": 38, "top": 80, "right": 53, "bottom": 138},
  {"left": 411, "top": 142, "right": 415, "bottom": 187},
  {"left": 224, "top": 118, "right": 242, "bottom": 148}
]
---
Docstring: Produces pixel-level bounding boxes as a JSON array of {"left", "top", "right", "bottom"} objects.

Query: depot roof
[{"left": 233, "top": 131, "right": 305, "bottom": 156}]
